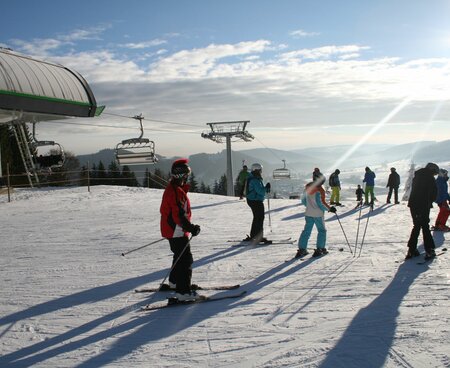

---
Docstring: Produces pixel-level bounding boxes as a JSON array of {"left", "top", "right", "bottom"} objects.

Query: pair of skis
[
  {"left": 136, "top": 283, "right": 245, "bottom": 312},
  {"left": 228, "top": 237, "right": 294, "bottom": 247}
]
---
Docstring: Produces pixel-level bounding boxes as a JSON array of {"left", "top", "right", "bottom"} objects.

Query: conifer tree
[
  {"left": 122, "top": 165, "right": 139, "bottom": 187},
  {"left": 188, "top": 172, "right": 199, "bottom": 192},
  {"left": 108, "top": 161, "right": 121, "bottom": 186},
  {"left": 97, "top": 161, "right": 107, "bottom": 185}
]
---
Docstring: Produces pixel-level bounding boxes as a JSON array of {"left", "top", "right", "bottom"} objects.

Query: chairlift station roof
[{"left": 0, "top": 48, "right": 103, "bottom": 124}]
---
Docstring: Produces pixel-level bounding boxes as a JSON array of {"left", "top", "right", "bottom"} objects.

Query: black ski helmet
[{"left": 171, "top": 158, "right": 191, "bottom": 179}]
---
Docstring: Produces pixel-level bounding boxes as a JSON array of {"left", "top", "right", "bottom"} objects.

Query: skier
[
  {"left": 295, "top": 178, "right": 337, "bottom": 258},
  {"left": 434, "top": 168, "right": 450, "bottom": 231},
  {"left": 363, "top": 166, "right": 376, "bottom": 205},
  {"left": 160, "top": 158, "right": 201, "bottom": 301},
  {"left": 406, "top": 162, "right": 439, "bottom": 260},
  {"left": 313, "top": 167, "right": 325, "bottom": 185},
  {"left": 244, "top": 163, "right": 271, "bottom": 244},
  {"left": 329, "top": 169, "right": 341, "bottom": 205},
  {"left": 237, "top": 164, "right": 250, "bottom": 200},
  {"left": 386, "top": 167, "right": 400, "bottom": 204},
  {"left": 355, "top": 184, "right": 365, "bottom": 208}
]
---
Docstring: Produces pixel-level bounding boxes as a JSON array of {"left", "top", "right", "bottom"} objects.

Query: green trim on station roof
[{"left": 0, "top": 89, "right": 91, "bottom": 107}]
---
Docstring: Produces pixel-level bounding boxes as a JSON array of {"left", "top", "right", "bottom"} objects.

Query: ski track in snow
[{"left": 0, "top": 182, "right": 449, "bottom": 368}]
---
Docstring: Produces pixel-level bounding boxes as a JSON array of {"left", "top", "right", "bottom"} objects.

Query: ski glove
[
  {"left": 265, "top": 183, "right": 271, "bottom": 193},
  {"left": 329, "top": 206, "right": 337, "bottom": 213},
  {"left": 186, "top": 223, "right": 201, "bottom": 237}
]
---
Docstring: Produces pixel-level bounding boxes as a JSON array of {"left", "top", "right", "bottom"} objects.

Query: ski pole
[
  {"left": 354, "top": 203, "right": 363, "bottom": 257},
  {"left": 157, "top": 235, "right": 193, "bottom": 291},
  {"left": 358, "top": 203, "right": 373, "bottom": 257},
  {"left": 267, "top": 195, "right": 272, "bottom": 232},
  {"left": 335, "top": 212, "right": 353, "bottom": 255},
  {"left": 121, "top": 238, "right": 165, "bottom": 256}
]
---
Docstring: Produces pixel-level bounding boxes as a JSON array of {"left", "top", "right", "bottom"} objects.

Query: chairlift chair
[
  {"left": 273, "top": 160, "right": 291, "bottom": 179},
  {"left": 114, "top": 114, "right": 157, "bottom": 166},
  {"left": 31, "top": 122, "right": 65, "bottom": 169}
]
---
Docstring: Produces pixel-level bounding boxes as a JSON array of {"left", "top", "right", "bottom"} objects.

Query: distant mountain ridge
[{"left": 76, "top": 140, "right": 450, "bottom": 186}]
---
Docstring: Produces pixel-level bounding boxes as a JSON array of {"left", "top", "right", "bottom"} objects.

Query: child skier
[
  {"left": 355, "top": 185, "right": 365, "bottom": 208},
  {"left": 296, "top": 179, "right": 337, "bottom": 258},
  {"left": 160, "top": 158, "right": 201, "bottom": 301}
]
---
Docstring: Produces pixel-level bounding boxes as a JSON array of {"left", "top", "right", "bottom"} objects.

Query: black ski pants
[
  {"left": 247, "top": 199, "right": 265, "bottom": 240},
  {"left": 407, "top": 207, "right": 435, "bottom": 253},
  {"left": 168, "top": 236, "right": 193, "bottom": 294},
  {"left": 387, "top": 186, "right": 399, "bottom": 203}
]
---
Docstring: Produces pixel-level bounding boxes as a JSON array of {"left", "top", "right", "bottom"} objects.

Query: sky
[{"left": 1, "top": 0, "right": 450, "bottom": 157}]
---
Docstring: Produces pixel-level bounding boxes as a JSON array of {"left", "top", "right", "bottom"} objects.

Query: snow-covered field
[{"left": 0, "top": 184, "right": 449, "bottom": 368}]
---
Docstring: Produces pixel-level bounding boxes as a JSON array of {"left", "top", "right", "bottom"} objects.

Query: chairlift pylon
[
  {"left": 115, "top": 114, "right": 158, "bottom": 166},
  {"left": 31, "top": 122, "right": 65, "bottom": 169},
  {"left": 273, "top": 159, "right": 291, "bottom": 179}
]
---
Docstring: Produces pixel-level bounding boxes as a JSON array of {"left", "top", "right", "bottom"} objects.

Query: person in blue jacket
[
  {"left": 434, "top": 168, "right": 450, "bottom": 231},
  {"left": 245, "top": 163, "right": 271, "bottom": 244},
  {"left": 363, "top": 166, "right": 376, "bottom": 205}
]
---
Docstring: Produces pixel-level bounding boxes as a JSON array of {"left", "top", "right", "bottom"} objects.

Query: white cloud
[
  {"left": 280, "top": 45, "right": 371, "bottom": 60},
  {"left": 290, "top": 29, "right": 320, "bottom": 38},
  {"left": 120, "top": 39, "right": 167, "bottom": 49}
]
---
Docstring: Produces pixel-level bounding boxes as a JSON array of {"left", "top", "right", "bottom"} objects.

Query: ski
[
  {"left": 227, "top": 237, "right": 292, "bottom": 243},
  {"left": 135, "top": 283, "right": 240, "bottom": 293},
  {"left": 416, "top": 249, "right": 447, "bottom": 264},
  {"left": 230, "top": 238, "right": 294, "bottom": 247},
  {"left": 140, "top": 290, "right": 247, "bottom": 311}
]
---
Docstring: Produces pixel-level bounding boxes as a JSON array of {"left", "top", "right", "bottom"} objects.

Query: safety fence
[{"left": 0, "top": 163, "right": 169, "bottom": 203}]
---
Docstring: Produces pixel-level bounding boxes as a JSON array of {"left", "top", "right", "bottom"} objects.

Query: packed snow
[{"left": 0, "top": 173, "right": 449, "bottom": 367}]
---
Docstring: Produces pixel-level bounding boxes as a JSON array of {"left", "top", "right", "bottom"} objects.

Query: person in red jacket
[{"left": 160, "top": 158, "right": 201, "bottom": 301}]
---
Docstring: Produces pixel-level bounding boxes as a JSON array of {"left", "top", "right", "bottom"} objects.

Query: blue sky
[{"left": 1, "top": 0, "right": 450, "bottom": 157}]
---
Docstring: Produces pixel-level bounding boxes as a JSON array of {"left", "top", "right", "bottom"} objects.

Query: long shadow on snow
[
  {"left": 0, "top": 255, "right": 317, "bottom": 367},
  {"left": 325, "top": 204, "right": 392, "bottom": 222},
  {"left": 319, "top": 260, "right": 430, "bottom": 368},
  {"left": 0, "top": 244, "right": 259, "bottom": 367},
  {"left": 191, "top": 199, "right": 238, "bottom": 210}
]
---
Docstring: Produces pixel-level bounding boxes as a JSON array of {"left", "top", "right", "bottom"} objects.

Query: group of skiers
[{"left": 159, "top": 158, "right": 449, "bottom": 302}]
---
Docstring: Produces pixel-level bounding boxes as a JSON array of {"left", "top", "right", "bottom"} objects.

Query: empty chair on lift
[
  {"left": 114, "top": 114, "right": 158, "bottom": 166},
  {"left": 31, "top": 123, "right": 65, "bottom": 169},
  {"left": 273, "top": 160, "right": 291, "bottom": 179}
]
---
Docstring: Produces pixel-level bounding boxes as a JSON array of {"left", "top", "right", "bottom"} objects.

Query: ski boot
[
  {"left": 405, "top": 248, "right": 420, "bottom": 260},
  {"left": 295, "top": 248, "right": 308, "bottom": 258}
]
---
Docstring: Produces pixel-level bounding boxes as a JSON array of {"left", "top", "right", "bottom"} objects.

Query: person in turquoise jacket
[
  {"left": 245, "top": 163, "right": 271, "bottom": 243},
  {"left": 363, "top": 166, "right": 376, "bottom": 205}
]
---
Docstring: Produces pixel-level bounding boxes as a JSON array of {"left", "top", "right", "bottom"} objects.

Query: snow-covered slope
[{"left": 0, "top": 186, "right": 448, "bottom": 367}]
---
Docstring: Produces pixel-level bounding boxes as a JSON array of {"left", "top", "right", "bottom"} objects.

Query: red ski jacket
[{"left": 160, "top": 181, "right": 192, "bottom": 238}]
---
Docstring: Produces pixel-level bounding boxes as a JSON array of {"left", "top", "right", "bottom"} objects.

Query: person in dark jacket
[
  {"left": 312, "top": 168, "right": 325, "bottom": 185},
  {"left": 434, "top": 168, "right": 450, "bottom": 231},
  {"left": 160, "top": 158, "right": 201, "bottom": 301},
  {"left": 386, "top": 167, "right": 401, "bottom": 204},
  {"left": 329, "top": 169, "right": 341, "bottom": 205},
  {"left": 406, "top": 162, "right": 439, "bottom": 260},
  {"left": 363, "top": 166, "right": 376, "bottom": 205},
  {"left": 237, "top": 165, "right": 249, "bottom": 200},
  {"left": 245, "top": 163, "right": 271, "bottom": 244}
]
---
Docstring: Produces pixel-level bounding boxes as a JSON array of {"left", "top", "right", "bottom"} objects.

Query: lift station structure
[{"left": 201, "top": 120, "right": 254, "bottom": 196}]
